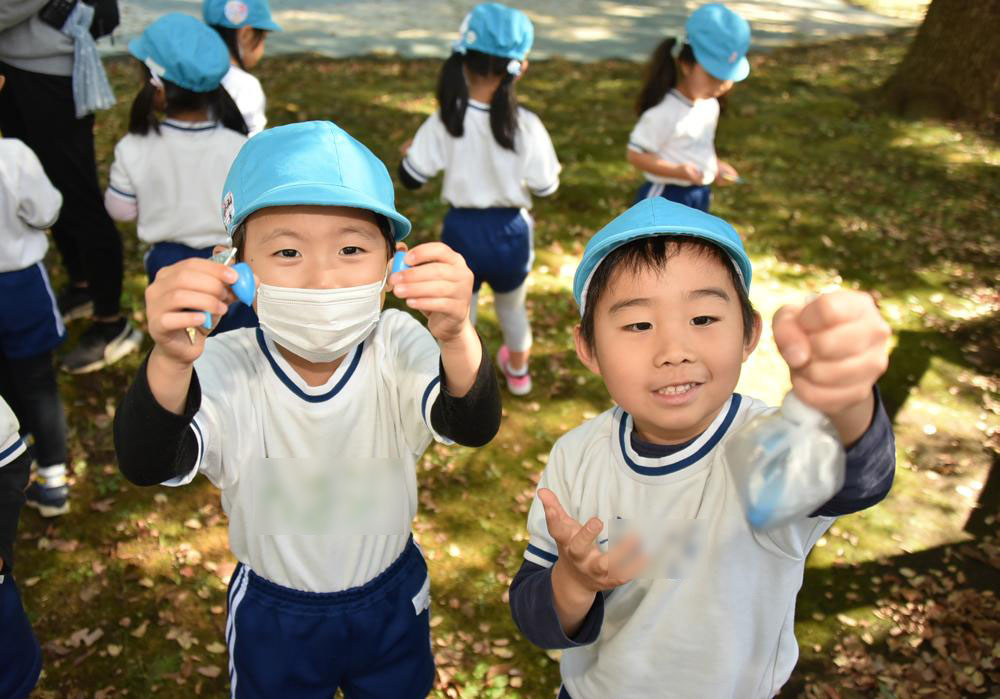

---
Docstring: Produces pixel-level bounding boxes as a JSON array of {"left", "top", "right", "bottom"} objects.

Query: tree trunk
[{"left": 881, "top": 0, "right": 1000, "bottom": 131}]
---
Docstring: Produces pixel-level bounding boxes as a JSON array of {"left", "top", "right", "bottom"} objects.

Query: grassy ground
[{"left": 14, "top": 28, "right": 998, "bottom": 698}]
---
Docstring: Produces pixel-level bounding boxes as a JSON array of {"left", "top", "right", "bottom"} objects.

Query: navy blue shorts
[
  {"left": 0, "top": 263, "right": 65, "bottom": 360},
  {"left": 441, "top": 207, "right": 533, "bottom": 294},
  {"left": 225, "top": 538, "right": 434, "bottom": 698},
  {"left": 634, "top": 181, "right": 712, "bottom": 212},
  {"left": 144, "top": 242, "right": 258, "bottom": 334},
  {"left": 0, "top": 570, "right": 42, "bottom": 699}
]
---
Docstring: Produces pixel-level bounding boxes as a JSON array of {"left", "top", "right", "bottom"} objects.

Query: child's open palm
[{"left": 539, "top": 488, "right": 646, "bottom": 593}]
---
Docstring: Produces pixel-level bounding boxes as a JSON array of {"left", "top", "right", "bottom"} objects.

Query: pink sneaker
[{"left": 497, "top": 345, "right": 531, "bottom": 396}]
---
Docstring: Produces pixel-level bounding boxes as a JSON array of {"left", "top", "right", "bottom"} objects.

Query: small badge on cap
[
  {"left": 222, "top": 191, "right": 235, "bottom": 228},
  {"left": 224, "top": 0, "right": 249, "bottom": 25}
]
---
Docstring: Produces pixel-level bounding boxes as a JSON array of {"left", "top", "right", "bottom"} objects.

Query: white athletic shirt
[
  {"left": 0, "top": 396, "right": 26, "bottom": 468},
  {"left": 627, "top": 89, "right": 720, "bottom": 186},
  {"left": 164, "top": 310, "right": 447, "bottom": 593},
  {"left": 221, "top": 65, "right": 267, "bottom": 137},
  {"left": 524, "top": 396, "right": 834, "bottom": 699},
  {"left": 0, "top": 138, "right": 62, "bottom": 273},
  {"left": 402, "top": 100, "right": 561, "bottom": 209},
  {"left": 106, "top": 120, "right": 246, "bottom": 249}
]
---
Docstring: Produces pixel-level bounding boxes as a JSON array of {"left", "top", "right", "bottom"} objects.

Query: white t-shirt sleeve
[
  {"left": 222, "top": 67, "right": 267, "bottom": 137},
  {"left": 0, "top": 396, "right": 26, "bottom": 468},
  {"left": 108, "top": 138, "right": 137, "bottom": 201},
  {"left": 385, "top": 311, "right": 452, "bottom": 453},
  {"left": 627, "top": 102, "right": 675, "bottom": 154},
  {"left": 162, "top": 340, "right": 248, "bottom": 490},
  {"left": 524, "top": 441, "right": 574, "bottom": 568},
  {"left": 402, "top": 113, "right": 448, "bottom": 185},
  {"left": 521, "top": 111, "right": 561, "bottom": 197},
  {"left": 13, "top": 141, "right": 61, "bottom": 229}
]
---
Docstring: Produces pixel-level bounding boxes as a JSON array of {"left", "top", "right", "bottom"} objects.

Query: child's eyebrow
[
  {"left": 260, "top": 227, "right": 305, "bottom": 244},
  {"left": 608, "top": 297, "right": 653, "bottom": 314},
  {"left": 687, "top": 287, "right": 731, "bottom": 302}
]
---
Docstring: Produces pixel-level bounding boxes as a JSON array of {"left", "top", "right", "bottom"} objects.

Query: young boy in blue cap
[
  {"left": 508, "top": 198, "right": 896, "bottom": 698},
  {"left": 114, "top": 120, "right": 502, "bottom": 698}
]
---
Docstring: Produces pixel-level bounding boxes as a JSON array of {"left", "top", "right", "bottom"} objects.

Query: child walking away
[
  {"left": 0, "top": 70, "right": 71, "bottom": 517},
  {"left": 204, "top": 0, "right": 281, "bottom": 137},
  {"left": 106, "top": 14, "right": 256, "bottom": 333},
  {"left": 627, "top": 3, "right": 749, "bottom": 212},
  {"left": 114, "top": 121, "right": 502, "bottom": 698},
  {"left": 508, "top": 198, "right": 896, "bottom": 698},
  {"left": 399, "top": 2, "right": 560, "bottom": 396},
  {"left": 0, "top": 397, "right": 43, "bottom": 697}
]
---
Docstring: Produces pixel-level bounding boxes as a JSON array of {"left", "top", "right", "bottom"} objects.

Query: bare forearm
[
  {"left": 551, "top": 560, "right": 599, "bottom": 637},
  {"left": 438, "top": 322, "right": 480, "bottom": 398},
  {"left": 147, "top": 346, "right": 194, "bottom": 415},
  {"left": 626, "top": 149, "right": 686, "bottom": 180},
  {"left": 829, "top": 392, "right": 875, "bottom": 448}
]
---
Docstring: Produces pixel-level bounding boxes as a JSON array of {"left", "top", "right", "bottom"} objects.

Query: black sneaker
[
  {"left": 61, "top": 318, "right": 143, "bottom": 374},
  {"left": 25, "top": 480, "right": 70, "bottom": 517},
  {"left": 58, "top": 285, "right": 94, "bottom": 323}
]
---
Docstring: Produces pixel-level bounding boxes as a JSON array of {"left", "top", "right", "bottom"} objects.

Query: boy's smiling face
[
  {"left": 242, "top": 204, "right": 393, "bottom": 296},
  {"left": 576, "top": 245, "right": 760, "bottom": 445}
]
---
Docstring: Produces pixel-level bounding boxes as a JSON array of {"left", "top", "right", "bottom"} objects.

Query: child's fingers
[
  {"left": 791, "top": 376, "right": 875, "bottom": 415},
  {"left": 404, "top": 297, "right": 463, "bottom": 316},
  {"left": 402, "top": 242, "right": 467, "bottom": 268},
  {"left": 794, "top": 351, "right": 889, "bottom": 389},
  {"left": 797, "top": 291, "right": 872, "bottom": 333},
  {"left": 162, "top": 289, "right": 230, "bottom": 316},
  {"left": 164, "top": 257, "right": 240, "bottom": 285},
  {"left": 393, "top": 279, "right": 462, "bottom": 301},
  {"left": 538, "top": 489, "right": 579, "bottom": 544},
  {"left": 567, "top": 517, "right": 602, "bottom": 561},
  {"left": 605, "top": 533, "right": 642, "bottom": 579},
  {"left": 157, "top": 311, "right": 218, "bottom": 332},
  {"left": 807, "top": 319, "right": 889, "bottom": 361},
  {"left": 772, "top": 304, "right": 809, "bottom": 368},
  {"left": 610, "top": 551, "right": 649, "bottom": 586}
]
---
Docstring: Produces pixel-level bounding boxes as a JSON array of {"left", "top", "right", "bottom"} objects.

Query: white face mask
[{"left": 256, "top": 275, "right": 385, "bottom": 363}]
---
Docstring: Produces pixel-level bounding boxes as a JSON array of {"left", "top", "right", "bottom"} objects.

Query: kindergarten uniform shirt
[
  {"left": 402, "top": 100, "right": 561, "bottom": 209},
  {"left": 107, "top": 120, "right": 246, "bottom": 249},
  {"left": 523, "top": 396, "right": 835, "bottom": 699},
  {"left": 627, "top": 89, "right": 720, "bottom": 186},
  {"left": 222, "top": 65, "right": 267, "bottom": 137},
  {"left": 165, "top": 309, "right": 447, "bottom": 593},
  {"left": 0, "top": 139, "right": 62, "bottom": 273}
]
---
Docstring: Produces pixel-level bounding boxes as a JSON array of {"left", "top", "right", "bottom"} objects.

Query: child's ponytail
[
  {"left": 636, "top": 37, "right": 695, "bottom": 115},
  {"left": 128, "top": 67, "right": 160, "bottom": 135},
  {"left": 213, "top": 87, "right": 249, "bottom": 135},
  {"left": 489, "top": 71, "right": 518, "bottom": 151},
  {"left": 437, "top": 52, "right": 469, "bottom": 139}
]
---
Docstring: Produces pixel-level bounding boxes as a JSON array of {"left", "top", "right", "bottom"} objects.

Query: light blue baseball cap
[
  {"left": 573, "top": 198, "right": 752, "bottom": 316},
  {"left": 685, "top": 3, "right": 751, "bottom": 83},
  {"left": 221, "top": 120, "right": 412, "bottom": 240},
  {"left": 453, "top": 3, "right": 534, "bottom": 74},
  {"left": 128, "top": 14, "right": 230, "bottom": 93},
  {"left": 203, "top": 0, "right": 282, "bottom": 31}
]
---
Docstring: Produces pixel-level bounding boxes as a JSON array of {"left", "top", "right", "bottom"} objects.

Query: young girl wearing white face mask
[{"left": 113, "top": 120, "right": 502, "bottom": 697}]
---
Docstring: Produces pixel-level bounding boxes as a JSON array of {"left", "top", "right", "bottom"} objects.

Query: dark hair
[
  {"left": 636, "top": 38, "right": 696, "bottom": 115},
  {"left": 579, "top": 236, "right": 756, "bottom": 351},
  {"left": 437, "top": 49, "right": 519, "bottom": 150},
  {"left": 128, "top": 63, "right": 249, "bottom": 136},
  {"left": 209, "top": 25, "right": 267, "bottom": 71},
  {"left": 231, "top": 213, "right": 395, "bottom": 262}
]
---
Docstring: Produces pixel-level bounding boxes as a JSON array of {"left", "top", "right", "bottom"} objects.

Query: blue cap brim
[
  {"left": 251, "top": 18, "right": 282, "bottom": 31},
  {"left": 703, "top": 55, "right": 750, "bottom": 83},
  {"left": 232, "top": 182, "right": 412, "bottom": 241},
  {"left": 126, "top": 37, "right": 146, "bottom": 61}
]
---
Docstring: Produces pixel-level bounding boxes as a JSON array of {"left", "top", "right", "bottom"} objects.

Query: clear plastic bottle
[{"left": 726, "top": 392, "right": 846, "bottom": 531}]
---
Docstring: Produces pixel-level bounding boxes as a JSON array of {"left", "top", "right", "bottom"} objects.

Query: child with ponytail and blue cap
[
  {"left": 508, "top": 198, "right": 897, "bottom": 698},
  {"left": 105, "top": 13, "right": 248, "bottom": 287},
  {"left": 399, "top": 2, "right": 560, "bottom": 397},
  {"left": 627, "top": 2, "right": 750, "bottom": 212},
  {"left": 204, "top": 0, "right": 282, "bottom": 136},
  {"left": 113, "top": 119, "right": 501, "bottom": 698}
]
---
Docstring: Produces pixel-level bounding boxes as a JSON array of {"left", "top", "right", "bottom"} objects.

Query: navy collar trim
[
  {"left": 668, "top": 89, "right": 694, "bottom": 107},
  {"left": 467, "top": 99, "right": 490, "bottom": 112},
  {"left": 255, "top": 328, "right": 363, "bottom": 403},
  {"left": 161, "top": 119, "right": 219, "bottom": 132},
  {"left": 618, "top": 394, "right": 742, "bottom": 477}
]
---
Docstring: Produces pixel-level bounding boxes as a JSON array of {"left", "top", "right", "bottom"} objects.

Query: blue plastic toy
[{"left": 392, "top": 250, "right": 410, "bottom": 276}]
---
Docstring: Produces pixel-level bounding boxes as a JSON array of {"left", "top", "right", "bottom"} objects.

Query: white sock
[
  {"left": 38, "top": 464, "right": 67, "bottom": 488},
  {"left": 506, "top": 360, "right": 529, "bottom": 376}
]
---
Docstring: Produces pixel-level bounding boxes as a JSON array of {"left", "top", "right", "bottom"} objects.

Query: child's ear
[
  {"left": 573, "top": 324, "right": 602, "bottom": 376},
  {"left": 742, "top": 310, "right": 763, "bottom": 362}
]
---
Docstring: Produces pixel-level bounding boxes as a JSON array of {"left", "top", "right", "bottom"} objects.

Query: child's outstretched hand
[
  {"left": 146, "top": 258, "right": 239, "bottom": 367},
  {"left": 539, "top": 488, "right": 646, "bottom": 635},
  {"left": 390, "top": 242, "right": 474, "bottom": 345},
  {"left": 772, "top": 290, "right": 891, "bottom": 444}
]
